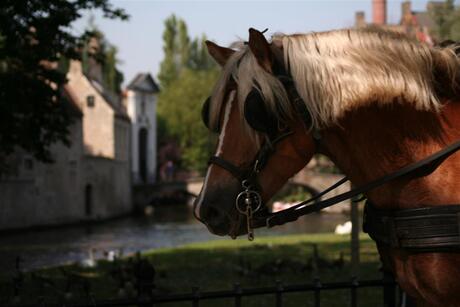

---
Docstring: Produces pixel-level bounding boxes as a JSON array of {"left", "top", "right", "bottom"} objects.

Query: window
[{"left": 87, "top": 95, "right": 95, "bottom": 107}]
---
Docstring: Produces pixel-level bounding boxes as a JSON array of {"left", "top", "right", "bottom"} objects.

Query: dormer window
[{"left": 87, "top": 95, "right": 95, "bottom": 107}]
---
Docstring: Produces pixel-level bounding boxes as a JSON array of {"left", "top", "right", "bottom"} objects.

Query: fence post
[
  {"left": 233, "top": 283, "right": 242, "bottom": 307},
  {"left": 314, "top": 277, "right": 321, "bottom": 307},
  {"left": 192, "top": 286, "right": 200, "bottom": 307},
  {"left": 350, "top": 276, "right": 358, "bottom": 307},
  {"left": 134, "top": 256, "right": 155, "bottom": 307},
  {"left": 275, "top": 280, "right": 283, "bottom": 307},
  {"left": 383, "top": 271, "right": 397, "bottom": 307}
]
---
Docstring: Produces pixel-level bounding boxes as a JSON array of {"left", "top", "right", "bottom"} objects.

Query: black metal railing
[
  {"left": 4, "top": 276, "right": 399, "bottom": 307},
  {"left": 148, "top": 276, "right": 398, "bottom": 307},
  {"left": 2, "top": 254, "right": 401, "bottom": 307}
]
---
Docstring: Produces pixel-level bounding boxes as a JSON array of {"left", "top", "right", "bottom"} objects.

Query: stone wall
[
  {"left": 83, "top": 156, "right": 131, "bottom": 219},
  {"left": 0, "top": 61, "right": 132, "bottom": 231},
  {"left": 0, "top": 118, "right": 132, "bottom": 231},
  {"left": 0, "top": 120, "right": 85, "bottom": 230}
]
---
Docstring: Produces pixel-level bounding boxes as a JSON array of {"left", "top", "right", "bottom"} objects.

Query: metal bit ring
[{"left": 235, "top": 190, "right": 262, "bottom": 214}]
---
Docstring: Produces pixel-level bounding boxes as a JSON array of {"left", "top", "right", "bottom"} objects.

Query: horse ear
[
  {"left": 248, "top": 28, "right": 273, "bottom": 73},
  {"left": 205, "top": 41, "right": 235, "bottom": 67},
  {"left": 244, "top": 90, "right": 277, "bottom": 135}
]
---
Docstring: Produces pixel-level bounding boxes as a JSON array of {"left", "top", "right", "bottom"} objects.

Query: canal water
[{"left": 0, "top": 205, "right": 349, "bottom": 274}]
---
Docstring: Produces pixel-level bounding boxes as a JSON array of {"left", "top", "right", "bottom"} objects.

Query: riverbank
[
  {"left": 1, "top": 233, "right": 384, "bottom": 307},
  {"left": 0, "top": 209, "right": 349, "bottom": 273}
]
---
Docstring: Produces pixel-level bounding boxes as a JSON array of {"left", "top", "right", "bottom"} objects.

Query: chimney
[
  {"left": 355, "top": 11, "right": 366, "bottom": 28},
  {"left": 86, "top": 36, "right": 104, "bottom": 84},
  {"left": 373, "top": 0, "right": 387, "bottom": 25},
  {"left": 401, "top": 1, "right": 412, "bottom": 25}
]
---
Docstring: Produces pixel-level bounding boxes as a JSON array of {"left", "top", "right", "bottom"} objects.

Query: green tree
[
  {"left": 157, "top": 69, "right": 219, "bottom": 172},
  {"left": 103, "top": 45, "right": 124, "bottom": 93},
  {"left": 157, "top": 15, "right": 209, "bottom": 89},
  {"left": 157, "top": 15, "right": 179, "bottom": 89},
  {"left": 189, "top": 35, "right": 215, "bottom": 71},
  {"left": 429, "top": 0, "right": 460, "bottom": 41},
  {"left": 157, "top": 16, "right": 218, "bottom": 173},
  {"left": 80, "top": 22, "right": 124, "bottom": 94},
  {"left": 0, "top": 0, "right": 128, "bottom": 166}
]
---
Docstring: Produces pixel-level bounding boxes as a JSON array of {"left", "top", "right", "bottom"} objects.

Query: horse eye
[{"left": 201, "top": 97, "right": 220, "bottom": 133}]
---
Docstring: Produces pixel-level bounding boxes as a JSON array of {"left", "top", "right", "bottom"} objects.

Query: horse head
[
  {"left": 194, "top": 27, "right": 460, "bottom": 305},
  {"left": 194, "top": 28, "right": 317, "bottom": 237}
]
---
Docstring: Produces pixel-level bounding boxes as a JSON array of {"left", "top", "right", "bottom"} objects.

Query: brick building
[{"left": 355, "top": 0, "right": 442, "bottom": 45}]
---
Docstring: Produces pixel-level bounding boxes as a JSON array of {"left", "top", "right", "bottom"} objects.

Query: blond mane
[{"left": 209, "top": 27, "right": 460, "bottom": 132}]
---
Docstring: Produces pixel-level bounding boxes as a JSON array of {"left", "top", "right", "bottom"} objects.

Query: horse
[{"left": 194, "top": 27, "right": 460, "bottom": 306}]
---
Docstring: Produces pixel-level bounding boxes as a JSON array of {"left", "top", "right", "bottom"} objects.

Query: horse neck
[{"left": 320, "top": 100, "right": 460, "bottom": 209}]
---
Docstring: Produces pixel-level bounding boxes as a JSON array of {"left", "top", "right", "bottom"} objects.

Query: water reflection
[{"left": 0, "top": 205, "right": 349, "bottom": 274}]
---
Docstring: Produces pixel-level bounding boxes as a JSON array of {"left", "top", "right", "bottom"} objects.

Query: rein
[
  {"left": 206, "top": 71, "right": 460, "bottom": 243},
  {"left": 211, "top": 127, "right": 460, "bottom": 240},
  {"left": 208, "top": 130, "right": 294, "bottom": 240},
  {"left": 252, "top": 138, "right": 460, "bottom": 229}
]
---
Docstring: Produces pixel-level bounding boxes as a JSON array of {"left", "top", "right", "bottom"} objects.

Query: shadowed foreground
[{"left": 1, "top": 233, "right": 385, "bottom": 306}]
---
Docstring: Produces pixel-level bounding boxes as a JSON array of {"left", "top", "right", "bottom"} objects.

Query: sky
[{"left": 73, "top": 0, "right": 435, "bottom": 87}]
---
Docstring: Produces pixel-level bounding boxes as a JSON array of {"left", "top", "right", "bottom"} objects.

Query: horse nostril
[
  {"left": 203, "top": 206, "right": 225, "bottom": 223},
  {"left": 201, "top": 205, "right": 230, "bottom": 234}
]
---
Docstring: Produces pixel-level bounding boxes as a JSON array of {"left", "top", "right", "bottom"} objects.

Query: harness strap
[
  {"left": 208, "top": 131, "right": 294, "bottom": 184},
  {"left": 363, "top": 202, "right": 460, "bottom": 251},
  {"left": 252, "top": 138, "right": 460, "bottom": 228},
  {"left": 208, "top": 156, "right": 246, "bottom": 181},
  {"left": 277, "top": 74, "right": 312, "bottom": 131}
]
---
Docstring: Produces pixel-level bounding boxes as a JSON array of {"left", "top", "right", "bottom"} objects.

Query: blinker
[
  {"left": 201, "top": 97, "right": 220, "bottom": 133},
  {"left": 244, "top": 89, "right": 279, "bottom": 135}
]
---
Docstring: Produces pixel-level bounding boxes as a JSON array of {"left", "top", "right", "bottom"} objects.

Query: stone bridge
[{"left": 133, "top": 169, "right": 351, "bottom": 213}]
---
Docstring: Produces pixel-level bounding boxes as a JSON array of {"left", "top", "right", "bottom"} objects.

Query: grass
[{"left": 1, "top": 233, "right": 386, "bottom": 307}]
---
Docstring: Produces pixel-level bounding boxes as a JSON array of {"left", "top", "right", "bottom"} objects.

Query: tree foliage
[
  {"left": 158, "top": 69, "right": 219, "bottom": 171},
  {"left": 81, "top": 19, "right": 124, "bottom": 93},
  {"left": 429, "top": 0, "right": 460, "bottom": 41},
  {"left": 0, "top": 0, "right": 128, "bottom": 165},
  {"left": 157, "top": 15, "right": 218, "bottom": 172}
]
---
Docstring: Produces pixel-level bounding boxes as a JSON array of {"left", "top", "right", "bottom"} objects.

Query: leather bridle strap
[
  {"left": 208, "top": 130, "right": 295, "bottom": 184},
  {"left": 208, "top": 156, "right": 247, "bottom": 181},
  {"left": 252, "top": 138, "right": 460, "bottom": 228}
]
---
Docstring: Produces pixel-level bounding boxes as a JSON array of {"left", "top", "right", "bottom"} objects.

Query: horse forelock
[{"left": 209, "top": 27, "right": 460, "bottom": 134}]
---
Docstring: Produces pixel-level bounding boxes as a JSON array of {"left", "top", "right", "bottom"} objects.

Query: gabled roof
[{"left": 127, "top": 73, "right": 160, "bottom": 93}]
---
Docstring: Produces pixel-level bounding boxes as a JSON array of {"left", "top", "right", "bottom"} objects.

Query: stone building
[
  {"left": 355, "top": 0, "right": 442, "bottom": 45},
  {"left": 0, "top": 60, "right": 131, "bottom": 231},
  {"left": 124, "top": 73, "right": 159, "bottom": 184}
]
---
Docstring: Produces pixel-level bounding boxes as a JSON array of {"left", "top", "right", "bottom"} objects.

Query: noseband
[
  {"left": 207, "top": 71, "right": 311, "bottom": 240},
  {"left": 205, "top": 72, "right": 460, "bottom": 243},
  {"left": 208, "top": 130, "right": 295, "bottom": 240}
]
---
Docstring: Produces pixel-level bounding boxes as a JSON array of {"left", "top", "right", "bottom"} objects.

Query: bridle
[
  {"left": 206, "top": 71, "right": 316, "bottom": 240},
  {"left": 208, "top": 129, "right": 295, "bottom": 240},
  {"left": 204, "top": 71, "right": 460, "bottom": 245}
]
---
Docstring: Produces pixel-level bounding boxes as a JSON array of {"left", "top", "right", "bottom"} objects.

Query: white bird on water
[{"left": 334, "top": 221, "right": 352, "bottom": 235}]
